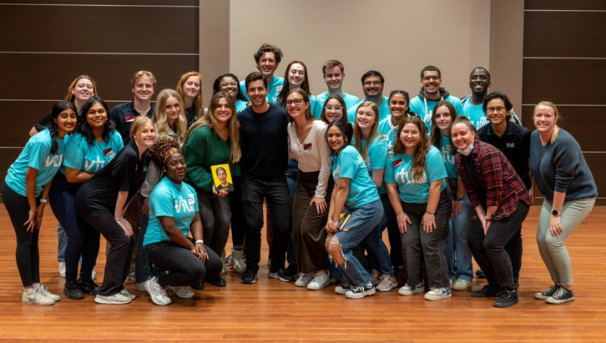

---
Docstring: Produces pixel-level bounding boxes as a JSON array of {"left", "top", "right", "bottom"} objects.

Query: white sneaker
[
  {"left": 22, "top": 288, "right": 55, "bottom": 306},
  {"left": 95, "top": 292, "right": 132, "bottom": 305},
  {"left": 452, "top": 279, "right": 472, "bottom": 291},
  {"left": 229, "top": 249, "right": 246, "bottom": 274},
  {"left": 145, "top": 277, "right": 171, "bottom": 305},
  {"left": 58, "top": 262, "right": 66, "bottom": 278},
  {"left": 295, "top": 272, "right": 314, "bottom": 287},
  {"left": 424, "top": 287, "right": 452, "bottom": 301},
  {"left": 136, "top": 282, "right": 147, "bottom": 292},
  {"left": 398, "top": 283, "right": 424, "bottom": 296},
  {"left": 307, "top": 271, "right": 330, "bottom": 290},
  {"left": 168, "top": 286, "right": 195, "bottom": 299},
  {"left": 120, "top": 288, "right": 136, "bottom": 300},
  {"left": 34, "top": 284, "right": 61, "bottom": 302},
  {"left": 376, "top": 275, "right": 398, "bottom": 292}
]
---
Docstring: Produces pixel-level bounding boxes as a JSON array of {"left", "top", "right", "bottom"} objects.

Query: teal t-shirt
[
  {"left": 378, "top": 116, "right": 399, "bottom": 146},
  {"left": 312, "top": 92, "right": 360, "bottom": 118},
  {"left": 438, "top": 134, "right": 458, "bottom": 180},
  {"left": 358, "top": 135, "right": 389, "bottom": 195},
  {"left": 5, "top": 129, "right": 66, "bottom": 197},
  {"left": 239, "top": 76, "right": 284, "bottom": 105},
  {"left": 347, "top": 96, "right": 390, "bottom": 123},
  {"left": 236, "top": 99, "right": 248, "bottom": 113},
  {"left": 409, "top": 94, "right": 464, "bottom": 131},
  {"left": 331, "top": 145, "right": 380, "bottom": 209},
  {"left": 384, "top": 145, "right": 447, "bottom": 204},
  {"left": 64, "top": 131, "right": 124, "bottom": 174},
  {"left": 462, "top": 97, "right": 489, "bottom": 129},
  {"left": 144, "top": 177, "right": 199, "bottom": 246}
]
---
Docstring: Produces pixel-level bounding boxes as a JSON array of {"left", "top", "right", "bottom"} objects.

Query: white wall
[{"left": 230, "top": 0, "right": 491, "bottom": 100}]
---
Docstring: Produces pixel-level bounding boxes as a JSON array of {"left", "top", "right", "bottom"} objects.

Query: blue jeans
[
  {"left": 445, "top": 185, "right": 473, "bottom": 281},
  {"left": 332, "top": 199, "right": 383, "bottom": 287},
  {"left": 57, "top": 224, "right": 66, "bottom": 262},
  {"left": 361, "top": 194, "right": 394, "bottom": 276}
]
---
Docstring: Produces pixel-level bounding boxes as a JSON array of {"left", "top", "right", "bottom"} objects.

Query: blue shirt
[
  {"left": 312, "top": 92, "right": 360, "bottom": 118},
  {"left": 378, "top": 116, "right": 399, "bottom": 146},
  {"left": 239, "top": 76, "right": 284, "bottom": 105},
  {"left": 347, "top": 96, "right": 390, "bottom": 123},
  {"left": 64, "top": 131, "right": 124, "bottom": 174},
  {"left": 461, "top": 96, "right": 489, "bottom": 130},
  {"left": 384, "top": 145, "right": 447, "bottom": 204},
  {"left": 144, "top": 177, "right": 199, "bottom": 246},
  {"left": 358, "top": 135, "right": 389, "bottom": 195},
  {"left": 5, "top": 129, "right": 67, "bottom": 197},
  {"left": 236, "top": 100, "right": 248, "bottom": 113},
  {"left": 409, "top": 93, "right": 464, "bottom": 131},
  {"left": 331, "top": 145, "right": 380, "bottom": 209},
  {"left": 438, "top": 134, "right": 458, "bottom": 180}
]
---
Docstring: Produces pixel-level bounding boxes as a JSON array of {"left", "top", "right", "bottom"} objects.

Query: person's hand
[
  {"left": 549, "top": 215, "right": 563, "bottom": 238},
  {"left": 191, "top": 242, "right": 208, "bottom": 262},
  {"left": 325, "top": 220, "right": 338, "bottom": 233},
  {"left": 116, "top": 217, "right": 133, "bottom": 236},
  {"left": 140, "top": 198, "right": 149, "bottom": 215},
  {"left": 24, "top": 208, "right": 38, "bottom": 232},
  {"left": 310, "top": 197, "right": 327, "bottom": 214},
  {"left": 479, "top": 216, "right": 491, "bottom": 235},
  {"left": 422, "top": 212, "right": 436, "bottom": 233},
  {"left": 396, "top": 212, "right": 411, "bottom": 234},
  {"left": 212, "top": 185, "right": 229, "bottom": 197},
  {"left": 452, "top": 199, "right": 463, "bottom": 218}
]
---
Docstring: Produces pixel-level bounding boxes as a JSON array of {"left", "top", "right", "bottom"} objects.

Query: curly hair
[{"left": 148, "top": 139, "right": 181, "bottom": 169}]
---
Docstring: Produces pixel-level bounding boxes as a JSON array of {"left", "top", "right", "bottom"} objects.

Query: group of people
[{"left": 4, "top": 43, "right": 597, "bottom": 309}]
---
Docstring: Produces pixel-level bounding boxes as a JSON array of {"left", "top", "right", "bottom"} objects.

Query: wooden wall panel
[
  {"left": 522, "top": 59, "right": 606, "bottom": 105},
  {"left": 521, "top": 106, "right": 606, "bottom": 151},
  {"left": 585, "top": 154, "right": 605, "bottom": 196},
  {"left": 0, "top": 5, "right": 198, "bottom": 53},
  {"left": 525, "top": 0, "right": 606, "bottom": 10},
  {"left": 524, "top": 12, "right": 606, "bottom": 57}
]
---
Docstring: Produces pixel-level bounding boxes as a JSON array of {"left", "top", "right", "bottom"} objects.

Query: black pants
[
  {"left": 2, "top": 182, "right": 40, "bottom": 287},
  {"left": 75, "top": 194, "right": 134, "bottom": 296},
  {"left": 145, "top": 240, "right": 222, "bottom": 287}
]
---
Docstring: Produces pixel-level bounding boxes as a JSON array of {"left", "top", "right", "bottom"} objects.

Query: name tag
[
  {"left": 303, "top": 143, "right": 312, "bottom": 150},
  {"left": 103, "top": 148, "right": 113, "bottom": 156},
  {"left": 392, "top": 159, "right": 403, "bottom": 167},
  {"left": 125, "top": 115, "right": 135, "bottom": 122}
]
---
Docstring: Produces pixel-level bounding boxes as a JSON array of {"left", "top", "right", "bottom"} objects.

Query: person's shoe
[
  {"left": 424, "top": 287, "right": 452, "bottom": 301},
  {"left": 229, "top": 249, "right": 246, "bottom": 274},
  {"left": 207, "top": 276, "right": 227, "bottom": 287},
  {"left": 376, "top": 275, "right": 398, "bottom": 292},
  {"left": 546, "top": 287, "right": 574, "bottom": 304},
  {"left": 136, "top": 282, "right": 147, "bottom": 292},
  {"left": 220, "top": 250, "right": 228, "bottom": 275},
  {"left": 295, "top": 272, "right": 314, "bottom": 287},
  {"left": 191, "top": 281, "right": 205, "bottom": 290},
  {"left": 268, "top": 267, "right": 295, "bottom": 282},
  {"left": 471, "top": 284, "right": 503, "bottom": 297},
  {"left": 335, "top": 283, "right": 353, "bottom": 295},
  {"left": 94, "top": 292, "right": 132, "bottom": 305},
  {"left": 307, "top": 271, "right": 330, "bottom": 290},
  {"left": 144, "top": 277, "right": 171, "bottom": 306},
  {"left": 167, "top": 286, "right": 195, "bottom": 299},
  {"left": 398, "top": 283, "right": 424, "bottom": 296},
  {"left": 22, "top": 288, "right": 55, "bottom": 306},
  {"left": 535, "top": 285, "right": 559, "bottom": 300},
  {"left": 370, "top": 270, "right": 381, "bottom": 286},
  {"left": 493, "top": 289, "right": 518, "bottom": 308},
  {"left": 91, "top": 268, "right": 97, "bottom": 281},
  {"left": 128, "top": 271, "right": 136, "bottom": 281},
  {"left": 63, "top": 281, "right": 84, "bottom": 300},
  {"left": 78, "top": 278, "right": 99, "bottom": 296},
  {"left": 241, "top": 269, "right": 258, "bottom": 284},
  {"left": 345, "top": 284, "right": 376, "bottom": 299},
  {"left": 58, "top": 262, "right": 66, "bottom": 278},
  {"left": 35, "top": 284, "right": 61, "bottom": 302},
  {"left": 120, "top": 288, "right": 136, "bottom": 300},
  {"left": 452, "top": 279, "right": 472, "bottom": 291},
  {"left": 475, "top": 269, "right": 485, "bottom": 279}
]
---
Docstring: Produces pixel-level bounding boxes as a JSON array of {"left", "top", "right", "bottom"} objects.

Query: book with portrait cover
[{"left": 211, "top": 164, "right": 234, "bottom": 192}]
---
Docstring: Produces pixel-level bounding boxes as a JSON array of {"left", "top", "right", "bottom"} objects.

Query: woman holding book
[
  {"left": 183, "top": 91, "right": 241, "bottom": 287},
  {"left": 325, "top": 119, "right": 384, "bottom": 299}
]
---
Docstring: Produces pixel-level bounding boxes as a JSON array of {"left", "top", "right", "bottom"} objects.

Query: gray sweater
[{"left": 530, "top": 129, "right": 597, "bottom": 202}]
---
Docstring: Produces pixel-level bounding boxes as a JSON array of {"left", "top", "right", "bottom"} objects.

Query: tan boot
[{"left": 229, "top": 248, "right": 246, "bottom": 274}]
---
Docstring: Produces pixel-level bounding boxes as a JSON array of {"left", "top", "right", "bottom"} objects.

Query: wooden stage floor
[{"left": 0, "top": 204, "right": 604, "bottom": 342}]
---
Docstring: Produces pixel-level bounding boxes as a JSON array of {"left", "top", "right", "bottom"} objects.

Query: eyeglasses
[
  {"left": 363, "top": 81, "right": 382, "bottom": 86},
  {"left": 286, "top": 99, "right": 305, "bottom": 106},
  {"left": 486, "top": 106, "right": 506, "bottom": 113},
  {"left": 220, "top": 81, "right": 238, "bottom": 87},
  {"left": 326, "top": 105, "right": 343, "bottom": 111}
]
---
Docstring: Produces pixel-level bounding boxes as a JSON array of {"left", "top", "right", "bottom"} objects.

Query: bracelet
[
  {"left": 425, "top": 211, "right": 435, "bottom": 215},
  {"left": 39, "top": 198, "right": 48, "bottom": 204},
  {"left": 455, "top": 197, "right": 464, "bottom": 201},
  {"left": 195, "top": 240, "right": 204, "bottom": 245}
]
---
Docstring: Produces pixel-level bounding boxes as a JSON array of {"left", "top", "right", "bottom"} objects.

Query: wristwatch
[{"left": 551, "top": 209, "right": 560, "bottom": 216}]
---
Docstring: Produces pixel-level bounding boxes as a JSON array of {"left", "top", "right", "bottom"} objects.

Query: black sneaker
[
  {"left": 345, "top": 285, "right": 376, "bottom": 299},
  {"left": 241, "top": 269, "right": 258, "bottom": 284},
  {"left": 534, "top": 285, "right": 559, "bottom": 300},
  {"left": 191, "top": 281, "right": 205, "bottom": 290},
  {"left": 78, "top": 278, "right": 99, "bottom": 296},
  {"left": 64, "top": 280, "right": 84, "bottom": 299},
  {"left": 207, "top": 276, "right": 226, "bottom": 287},
  {"left": 546, "top": 287, "right": 574, "bottom": 304},
  {"left": 268, "top": 267, "right": 295, "bottom": 282},
  {"left": 471, "top": 284, "right": 503, "bottom": 297},
  {"left": 475, "top": 269, "right": 486, "bottom": 279},
  {"left": 493, "top": 289, "right": 518, "bottom": 308}
]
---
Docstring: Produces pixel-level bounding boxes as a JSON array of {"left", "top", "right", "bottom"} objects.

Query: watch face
[{"left": 552, "top": 210, "right": 559, "bottom": 216}]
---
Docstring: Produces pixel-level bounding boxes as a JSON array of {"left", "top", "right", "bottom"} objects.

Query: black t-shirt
[
  {"left": 110, "top": 102, "right": 153, "bottom": 146},
  {"left": 78, "top": 140, "right": 149, "bottom": 210}
]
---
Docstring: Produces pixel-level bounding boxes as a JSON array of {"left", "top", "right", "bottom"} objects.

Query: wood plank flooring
[{"left": 0, "top": 205, "right": 604, "bottom": 342}]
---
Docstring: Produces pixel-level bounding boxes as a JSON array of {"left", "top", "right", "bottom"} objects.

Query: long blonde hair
[
  {"left": 353, "top": 101, "right": 381, "bottom": 162},
  {"left": 176, "top": 71, "right": 203, "bottom": 119},
  {"left": 152, "top": 89, "right": 188, "bottom": 145},
  {"left": 535, "top": 101, "right": 560, "bottom": 144},
  {"left": 184, "top": 91, "right": 241, "bottom": 163}
]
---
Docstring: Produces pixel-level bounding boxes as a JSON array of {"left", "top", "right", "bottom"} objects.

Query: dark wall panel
[
  {"left": 0, "top": 101, "right": 56, "bottom": 147},
  {"left": 525, "top": 0, "right": 606, "bottom": 10},
  {"left": 522, "top": 59, "right": 606, "bottom": 105},
  {"left": 585, "top": 154, "right": 605, "bottom": 196},
  {"left": 0, "top": 150, "right": 23, "bottom": 184},
  {"left": 0, "top": 53, "right": 198, "bottom": 101},
  {"left": 524, "top": 12, "right": 606, "bottom": 57},
  {"left": 521, "top": 106, "right": 606, "bottom": 151},
  {"left": 10, "top": 0, "right": 197, "bottom": 4},
  {"left": 0, "top": 5, "right": 198, "bottom": 53}
]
